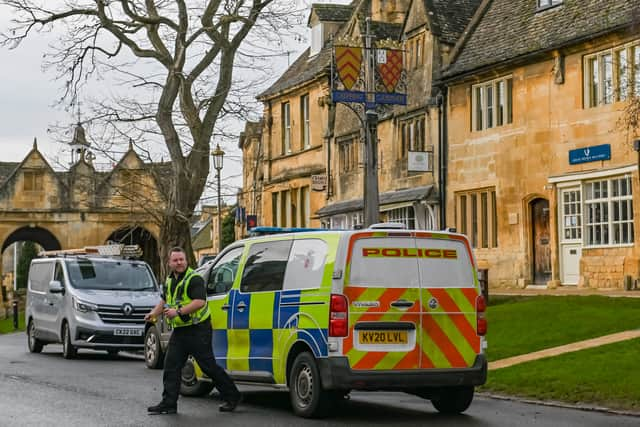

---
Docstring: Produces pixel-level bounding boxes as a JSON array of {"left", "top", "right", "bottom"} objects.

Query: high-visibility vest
[{"left": 165, "top": 267, "right": 210, "bottom": 328}]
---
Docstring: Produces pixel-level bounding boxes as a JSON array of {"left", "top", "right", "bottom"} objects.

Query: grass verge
[
  {"left": 482, "top": 338, "right": 640, "bottom": 412},
  {"left": 487, "top": 295, "right": 640, "bottom": 361},
  {"left": 0, "top": 311, "right": 26, "bottom": 333}
]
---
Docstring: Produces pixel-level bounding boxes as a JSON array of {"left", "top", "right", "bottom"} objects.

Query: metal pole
[
  {"left": 363, "top": 17, "right": 379, "bottom": 227},
  {"left": 13, "top": 243, "right": 17, "bottom": 291},
  {"left": 217, "top": 170, "right": 222, "bottom": 253}
]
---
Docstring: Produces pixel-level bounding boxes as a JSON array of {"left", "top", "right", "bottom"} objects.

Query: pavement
[{"left": 489, "top": 329, "right": 640, "bottom": 370}]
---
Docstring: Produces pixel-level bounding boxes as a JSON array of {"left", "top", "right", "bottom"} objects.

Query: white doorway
[{"left": 558, "top": 187, "right": 582, "bottom": 285}]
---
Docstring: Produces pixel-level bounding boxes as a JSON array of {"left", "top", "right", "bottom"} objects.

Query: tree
[
  {"left": 220, "top": 206, "right": 236, "bottom": 251},
  {"left": 0, "top": 1, "right": 298, "bottom": 274},
  {"left": 16, "top": 241, "right": 39, "bottom": 290}
]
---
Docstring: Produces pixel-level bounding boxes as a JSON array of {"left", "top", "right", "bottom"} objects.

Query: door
[
  {"left": 559, "top": 187, "right": 582, "bottom": 285},
  {"left": 28, "top": 262, "right": 54, "bottom": 338},
  {"left": 203, "top": 245, "right": 245, "bottom": 369},
  {"left": 227, "top": 239, "right": 291, "bottom": 375},
  {"left": 344, "top": 234, "right": 423, "bottom": 371},
  {"left": 531, "top": 199, "right": 551, "bottom": 284}
]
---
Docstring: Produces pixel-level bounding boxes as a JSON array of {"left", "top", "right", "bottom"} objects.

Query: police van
[{"left": 174, "top": 224, "right": 487, "bottom": 417}]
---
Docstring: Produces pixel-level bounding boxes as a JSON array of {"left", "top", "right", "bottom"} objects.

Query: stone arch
[
  {"left": 106, "top": 226, "right": 160, "bottom": 278},
  {"left": 1, "top": 226, "right": 62, "bottom": 253}
]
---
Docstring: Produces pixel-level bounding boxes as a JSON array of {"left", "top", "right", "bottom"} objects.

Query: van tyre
[
  {"left": 144, "top": 326, "right": 164, "bottom": 369},
  {"left": 180, "top": 358, "right": 214, "bottom": 396},
  {"left": 62, "top": 322, "right": 77, "bottom": 359},
  {"left": 289, "top": 352, "right": 334, "bottom": 418},
  {"left": 431, "top": 386, "right": 474, "bottom": 414},
  {"left": 27, "top": 320, "right": 44, "bottom": 353}
]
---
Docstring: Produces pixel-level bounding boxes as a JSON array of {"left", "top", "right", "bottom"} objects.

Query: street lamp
[{"left": 211, "top": 144, "right": 225, "bottom": 253}]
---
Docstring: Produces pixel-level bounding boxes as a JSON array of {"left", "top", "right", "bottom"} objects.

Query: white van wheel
[
  {"left": 431, "top": 386, "right": 474, "bottom": 414},
  {"left": 27, "top": 320, "right": 44, "bottom": 353},
  {"left": 62, "top": 322, "right": 77, "bottom": 359},
  {"left": 289, "top": 352, "right": 333, "bottom": 418},
  {"left": 144, "top": 326, "right": 164, "bottom": 369}
]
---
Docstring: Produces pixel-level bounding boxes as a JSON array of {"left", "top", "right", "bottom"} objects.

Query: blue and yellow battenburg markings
[{"left": 211, "top": 288, "right": 329, "bottom": 382}]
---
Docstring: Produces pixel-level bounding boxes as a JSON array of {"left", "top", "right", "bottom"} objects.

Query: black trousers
[{"left": 162, "top": 322, "right": 240, "bottom": 406}]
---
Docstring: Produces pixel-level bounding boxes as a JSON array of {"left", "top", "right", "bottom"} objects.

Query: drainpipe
[{"left": 437, "top": 90, "right": 448, "bottom": 229}]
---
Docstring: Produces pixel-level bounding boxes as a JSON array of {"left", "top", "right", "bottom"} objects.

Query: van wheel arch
[{"left": 286, "top": 341, "right": 315, "bottom": 388}]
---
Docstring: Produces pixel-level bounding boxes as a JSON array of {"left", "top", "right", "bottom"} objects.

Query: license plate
[
  {"left": 358, "top": 330, "right": 408, "bottom": 344},
  {"left": 114, "top": 328, "right": 143, "bottom": 336}
]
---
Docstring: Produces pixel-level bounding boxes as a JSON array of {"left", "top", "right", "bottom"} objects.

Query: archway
[
  {"left": 1, "top": 226, "right": 61, "bottom": 302},
  {"left": 2, "top": 226, "right": 61, "bottom": 253},
  {"left": 107, "top": 226, "right": 160, "bottom": 279}
]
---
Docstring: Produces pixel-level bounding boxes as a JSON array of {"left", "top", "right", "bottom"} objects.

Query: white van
[{"left": 26, "top": 247, "right": 160, "bottom": 358}]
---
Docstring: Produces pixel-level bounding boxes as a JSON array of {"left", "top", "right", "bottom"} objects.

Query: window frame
[
  {"left": 471, "top": 76, "right": 513, "bottom": 132},
  {"left": 398, "top": 114, "right": 427, "bottom": 158},
  {"left": 455, "top": 188, "right": 498, "bottom": 249},
  {"left": 23, "top": 170, "right": 44, "bottom": 192},
  {"left": 583, "top": 176, "right": 634, "bottom": 247},
  {"left": 537, "top": 0, "right": 563, "bottom": 10},
  {"left": 205, "top": 245, "right": 244, "bottom": 296},
  {"left": 281, "top": 102, "right": 291, "bottom": 154},
  {"left": 584, "top": 40, "right": 640, "bottom": 108},
  {"left": 301, "top": 94, "right": 310, "bottom": 149}
]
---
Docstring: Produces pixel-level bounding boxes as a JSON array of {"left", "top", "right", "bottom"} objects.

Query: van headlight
[{"left": 73, "top": 297, "right": 98, "bottom": 313}]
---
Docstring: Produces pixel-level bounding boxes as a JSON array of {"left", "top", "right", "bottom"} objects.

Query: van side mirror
[{"left": 49, "top": 280, "right": 64, "bottom": 294}]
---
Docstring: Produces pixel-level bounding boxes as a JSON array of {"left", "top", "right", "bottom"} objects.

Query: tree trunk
[{"left": 158, "top": 213, "right": 196, "bottom": 279}]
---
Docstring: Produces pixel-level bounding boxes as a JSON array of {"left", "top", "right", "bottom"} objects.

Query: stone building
[
  {"left": 236, "top": 120, "right": 264, "bottom": 238},
  {"left": 0, "top": 127, "right": 168, "bottom": 287},
  {"left": 443, "top": 0, "right": 640, "bottom": 289}
]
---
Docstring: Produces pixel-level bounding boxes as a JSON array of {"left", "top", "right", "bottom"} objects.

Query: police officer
[{"left": 145, "top": 246, "right": 241, "bottom": 415}]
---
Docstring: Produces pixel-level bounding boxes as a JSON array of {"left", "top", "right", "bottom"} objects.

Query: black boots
[
  {"left": 219, "top": 395, "right": 242, "bottom": 412},
  {"left": 147, "top": 402, "right": 177, "bottom": 415}
]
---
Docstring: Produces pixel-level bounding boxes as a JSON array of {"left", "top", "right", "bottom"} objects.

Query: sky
[{"left": 0, "top": 1, "right": 351, "bottom": 204}]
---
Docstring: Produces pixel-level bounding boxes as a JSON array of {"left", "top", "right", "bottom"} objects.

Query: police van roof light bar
[{"left": 248, "top": 226, "right": 328, "bottom": 236}]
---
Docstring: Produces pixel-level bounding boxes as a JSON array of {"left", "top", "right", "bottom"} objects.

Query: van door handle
[
  {"left": 221, "top": 304, "right": 230, "bottom": 311},
  {"left": 236, "top": 302, "right": 247, "bottom": 312},
  {"left": 390, "top": 299, "right": 414, "bottom": 308}
]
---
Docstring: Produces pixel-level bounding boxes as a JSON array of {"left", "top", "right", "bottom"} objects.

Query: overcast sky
[{"left": 0, "top": 1, "right": 350, "bottom": 202}]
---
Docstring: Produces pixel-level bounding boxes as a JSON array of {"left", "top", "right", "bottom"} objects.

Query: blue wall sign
[{"left": 569, "top": 144, "right": 611, "bottom": 165}]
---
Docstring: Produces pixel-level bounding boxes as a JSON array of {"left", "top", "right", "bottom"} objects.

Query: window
[
  {"left": 584, "top": 176, "right": 633, "bottom": 246},
  {"left": 472, "top": 77, "right": 512, "bottom": 131},
  {"left": 282, "top": 239, "right": 328, "bottom": 290},
  {"left": 301, "top": 94, "right": 310, "bottom": 149},
  {"left": 28, "top": 262, "right": 51, "bottom": 292},
  {"left": 585, "top": 40, "right": 640, "bottom": 108},
  {"left": 561, "top": 189, "right": 582, "bottom": 241},
  {"left": 281, "top": 102, "right": 291, "bottom": 154},
  {"left": 206, "top": 246, "right": 243, "bottom": 295},
  {"left": 537, "top": 0, "right": 562, "bottom": 8},
  {"left": 300, "top": 186, "right": 310, "bottom": 228},
  {"left": 385, "top": 206, "right": 415, "bottom": 230},
  {"left": 399, "top": 115, "right": 426, "bottom": 158},
  {"left": 23, "top": 171, "right": 44, "bottom": 192},
  {"left": 310, "top": 23, "right": 323, "bottom": 56},
  {"left": 405, "top": 33, "right": 425, "bottom": 70},
  {"left": 240, "top": 240, "right": 292, "bottom": 293},
  {"left": 339, "top": 135, "right": 359, "bottom": 173},
  {"left": 456, "top": 188, "right": 498, "bottom": 248}
]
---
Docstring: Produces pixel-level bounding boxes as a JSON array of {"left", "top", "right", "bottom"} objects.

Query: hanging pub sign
[{"left": 331, "top": 37, "right": 406, "bottom": 107}]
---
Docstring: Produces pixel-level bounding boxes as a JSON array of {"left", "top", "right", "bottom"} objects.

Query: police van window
[
  {"left": 282, "top": 239, "right": 328, "bottom": 290},
  {"left": 415, "top": 238, "right": 475, "bottom": 288},
  {"left": 240, "top": 240, "right": 292, "bottom": 293},
  {"left": 206, "top": 246, "right": 243, "bottom": 295},
  {"left": 54, "top": 262, "right": 64, "bottom": 283},
  {"left": 28, "top": 263, "right": 50, "bottom": 292},
  {"left": 349, "top": 237, "right": 421, "bottom": 288}
]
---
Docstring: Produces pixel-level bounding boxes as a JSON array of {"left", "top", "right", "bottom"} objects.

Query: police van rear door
[
  {"left": 343, "top": 231, "right": 422, "bottom": 370},
  {"left": 414, "top": 232, "right": 481, "bottom": 369}
]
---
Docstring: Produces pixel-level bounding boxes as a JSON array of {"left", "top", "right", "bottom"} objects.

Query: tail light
[
  {"left": 329, "top": 294, "right": 348, "bottom": 337},
  {"left": 476, "top": 295, "right": 487, "bottom": 336}
]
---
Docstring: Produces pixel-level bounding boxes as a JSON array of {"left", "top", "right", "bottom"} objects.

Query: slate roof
[
  {"left": 310, "top": 3, "right": 354, "bottom": 23},
  {"left": 0, "top": 162, "right": 19, "bottom": 184},
  {"left": 426, "top": 0, "right": 484, "bottom": 46},
  {"left": 445, "top": 0, "right": 640, "bottom": 78}
]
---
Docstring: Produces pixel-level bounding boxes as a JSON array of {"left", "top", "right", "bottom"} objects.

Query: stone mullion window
[
  {"left": 472, "top": 76, "right": 513, "bottom": 131},
  {"left": 456, "top": 188, "right": 498, "bottom": 249}
]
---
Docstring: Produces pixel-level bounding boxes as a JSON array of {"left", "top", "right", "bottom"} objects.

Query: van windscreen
[
  {"left": 66, "top": 259, "right": 156, "bottom": 291},
  {"left": 348, "top": 236, "right": 474, "bottom": 288}
]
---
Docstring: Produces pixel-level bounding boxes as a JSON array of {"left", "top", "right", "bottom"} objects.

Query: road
[{"left": 0, "top": 332, "right": 636, "bottom": 427}]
